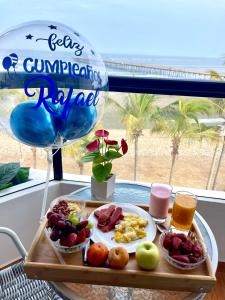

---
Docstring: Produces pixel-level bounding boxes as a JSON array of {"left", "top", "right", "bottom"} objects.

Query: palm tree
[
  {"left": 152, "top": 98, "right": 217, "bottom": 184},
  {"left": 109, "top": 93, "right": 156, "bottom": 181},
  {"left": 63, "top": 139, "right": 88, "bottom": 175},
  {"left": 207, "top": 70, "right": 225, "bottom": 189}
]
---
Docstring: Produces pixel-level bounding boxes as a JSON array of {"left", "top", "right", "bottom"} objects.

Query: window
[
  {"left": 0, "top": 89, "right": 50, "bottom": 194},
  {"left": 62, "top": 91, "right": 225, "bottom": 191}
]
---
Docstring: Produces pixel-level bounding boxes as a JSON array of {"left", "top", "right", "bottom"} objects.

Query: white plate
[{"left": 88, "top": 203, "right": 156, "bottom": 253}]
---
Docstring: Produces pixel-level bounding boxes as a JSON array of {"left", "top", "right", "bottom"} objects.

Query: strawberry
[
  {"left": 59, "top": 236, "right": 68, "bottom": 247},
  {"left": 67, "top": 233, "right": 78, "bottom": 247},
  {"left": 59, "top": 233, "right": 77, "bottom": 247},
  {"left": 172, "top": 255, "right": 190, "bottom": 264},
  {"left": 181, "top": 240, "right": 193, "bottom": 254},
  {"left": 77, "top": 228, "right": 86, "bottom": 244},
  {"left": 169, "top": 249, "right": 181, "bottom": 257},
  {"left": 175, "top": 233, "right": 187, "bottom": 242},
  {"left": 85, "top": 228, "right": 91, "bottom": 238},
  {"left": 192, "top": 242, "right": 203, "bottom": 258},
  {"left": 172, "top": 236, "right": 182, "bottom": 250},
  {"left": 163, "top": 235, "right": 172, "bottom": 250}
]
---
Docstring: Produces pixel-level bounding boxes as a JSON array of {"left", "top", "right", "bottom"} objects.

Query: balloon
[
  {"left": 59, "top": 99, "right": 97, "bottom": 140},
  {"left": 2, "top": 56, "right": 12, "bottom": 78},
  {"left": 0, "top": 20, "right": 108, "bottom": 148},
  {"left": 10, "top": 101, "right": 57, "bottom": 147}
]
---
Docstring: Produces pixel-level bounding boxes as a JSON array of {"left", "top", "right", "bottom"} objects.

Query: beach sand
[{"left": 0, "top": 129, "right": 224, "bottom": 191}]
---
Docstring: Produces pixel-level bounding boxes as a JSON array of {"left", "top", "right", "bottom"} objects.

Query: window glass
[
  {"left": 0, "top": 1, "right": 225, "bottom": 80},
  {"left": 63, "top": 92, "right": 225, "bottom": 191},
  {"left": 0, "top": 89, "right": 49, "bottom": 194}
]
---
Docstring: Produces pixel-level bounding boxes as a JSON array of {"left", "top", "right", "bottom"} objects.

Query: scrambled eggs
[{"left": 114, "top": 213, "right": 148, "bottom": 243}]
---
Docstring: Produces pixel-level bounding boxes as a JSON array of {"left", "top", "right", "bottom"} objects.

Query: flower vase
[{"left": 91, "top": 174, "right": 116, "bottom": 200}]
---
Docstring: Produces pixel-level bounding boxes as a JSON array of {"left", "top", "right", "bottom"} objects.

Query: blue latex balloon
[
  {"left": 59, "top": 102, "right": 97, "bottom": 140},
  {"left": 2, "top": 56, "right": 12, "bottom": 70},
  {"left": 10, "top": 101, "right": 57, "bottom": 147}
]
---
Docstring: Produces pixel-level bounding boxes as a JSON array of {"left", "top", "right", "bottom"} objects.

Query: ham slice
[
  {"left": 101, "top": 207, "right": 123, "bottom": 232},
  {"left": 94, "top": 205, "right": 123, "bottom": 233}
]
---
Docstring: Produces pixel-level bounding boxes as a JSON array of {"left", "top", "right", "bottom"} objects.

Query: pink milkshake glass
[{"left": 149, "top": 183, "right": 172, "bottom": 223}]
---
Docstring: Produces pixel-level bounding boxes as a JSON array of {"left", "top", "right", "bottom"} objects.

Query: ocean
[{"left": 102, "top": 53, "right": 225, "bottom": 76}]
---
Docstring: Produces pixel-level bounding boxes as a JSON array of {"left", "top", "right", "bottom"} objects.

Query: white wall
[{"left": 197, "top": 198, "right": 225, "bottom": 262}]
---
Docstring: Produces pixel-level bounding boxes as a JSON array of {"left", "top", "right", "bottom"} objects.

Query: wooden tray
[{"left": 24, "top": 201, "right": 216, "bottom": 293}]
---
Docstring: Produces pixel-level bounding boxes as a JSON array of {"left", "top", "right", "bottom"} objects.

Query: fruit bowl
[
  {"left": 46, "top": 227, "right": 92, "bottom": 253},
  {"left": 46, "top": 199, "right": 93, "bottom": 254},
  {"left": 159, "top": 229, "right": 207, "bottom": 270},
  {"left": 50, "top": 195, "right": 85, "bottom": 219}
]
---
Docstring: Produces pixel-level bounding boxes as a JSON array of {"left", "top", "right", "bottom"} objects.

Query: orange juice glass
[{"left": 171, "top": 191, "right": 197, "bottom": 231}]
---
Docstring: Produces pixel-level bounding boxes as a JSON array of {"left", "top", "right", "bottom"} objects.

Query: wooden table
[{"left": 51, "top": 182, "right": 218, "bottom": 300}]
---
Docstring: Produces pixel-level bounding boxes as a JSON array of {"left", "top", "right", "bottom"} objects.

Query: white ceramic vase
[{"left": 91, "top": 174, "right": 116, "bottom": 200}]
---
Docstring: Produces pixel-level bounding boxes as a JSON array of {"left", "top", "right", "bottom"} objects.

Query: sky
[{"left": 0, "top": 0, "right": 225, "bottom": 58}]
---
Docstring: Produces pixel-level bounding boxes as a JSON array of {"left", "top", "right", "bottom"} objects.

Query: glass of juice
[
  {"left": 149, "top": 183, "right": 172, "bottom": 223},
  {"left": 171, "top": 191, "right": 197, "bottom": 231}
]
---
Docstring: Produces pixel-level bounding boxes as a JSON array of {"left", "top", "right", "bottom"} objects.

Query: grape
[
  {"left": 49, "top": 213, "right": 60, "bottom": 226},
  {"left": 71, "top": 225, "right": 78, "bottom": 233},
  {"left": 65, "top": 220, "right": 72, "bottom": 229},
  {"left": 57, "top": 220, "right": 66, "bottom": 229},
  {"left": 47, "top": 211, "right": 53, "bottom": 219},
  {"left": 68, "top": 214, "right": 79, "bottom": 225},
  {"left": 86, "top": 222, "right": 94, "bottom": 229},
  {"left": 50, "top": 229, "right": 59, "bottom": 241}
]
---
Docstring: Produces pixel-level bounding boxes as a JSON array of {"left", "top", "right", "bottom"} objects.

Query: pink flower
[
  {"left": 104, "top": 138, "right": 118, "bottom": 145},
  {"left": 121, "top": 139, "right": 128, "bottom": 154},
  {"left": 95, "top": 129, "right": 109, "bottom": 137},
  {"left": 86, "top": 139, "right": 100, "bottom": 152}
]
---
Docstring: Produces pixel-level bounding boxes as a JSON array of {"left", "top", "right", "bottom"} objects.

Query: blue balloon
[
  {"left": 2, "top": 56, "right": 12, "bottom": 70},
  {"left": 59, "top": 102, "right": 97, "bottom": 140},
  {"left": 10, "top": 101, "right": 57, "bottom": 147}
]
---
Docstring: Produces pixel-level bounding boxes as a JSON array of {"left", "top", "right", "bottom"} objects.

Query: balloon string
[
  {"left": 40, "top": 149, "right": 53, "bottom": 221},
  {"left": 40, "top": 137, "right": 64, "bottom": 221}
]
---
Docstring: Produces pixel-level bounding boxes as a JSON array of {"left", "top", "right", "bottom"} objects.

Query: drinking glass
[
  {"left": 170, "top": 191, "right": 197, "bottom": 231},
  {"left": 149, "top": 183, "right": 172, "bottom": 223}
]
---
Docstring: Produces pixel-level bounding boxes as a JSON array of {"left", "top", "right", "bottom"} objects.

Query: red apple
[{"left": 108, "top": 246, "right": 129, "bottom": 269}]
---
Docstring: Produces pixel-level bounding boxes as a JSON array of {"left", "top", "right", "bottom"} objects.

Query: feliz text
[
  {"left": 23, "top": 57, "right": 102, "bottom": 85},
  {"left": 36, "top": 34, "right": 84, "bottom": 56},
  {"left": 24, "top": 75, "right": 99, "bottom": 120}
]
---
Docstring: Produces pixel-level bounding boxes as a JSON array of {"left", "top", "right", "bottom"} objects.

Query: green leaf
[
  {"left": 0, "top": 163, "right": 20, "bottom": 185},
  {"left": 92, "top": 162, "right": 112, "bottom": 183},
  {"left": 93, "top": 155, "right": 106, "bottom": 164},
  {"left": 104, "top": 162, "right": 112, "bottom": 179},
  {"left": 12, "top": 167, "right": 30, "bottom": 185},
  {"left": 104, "top": 150, "right": 122, "bottom": 160},
  {"left": 0, "top": 182, "right": 13, "bottom": 190},
  {"left": 80, "top": 152, "right": 98, "bottom": 163},
  {"left": 92, "top": 164, "right": 106, "bottom": 183}
]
